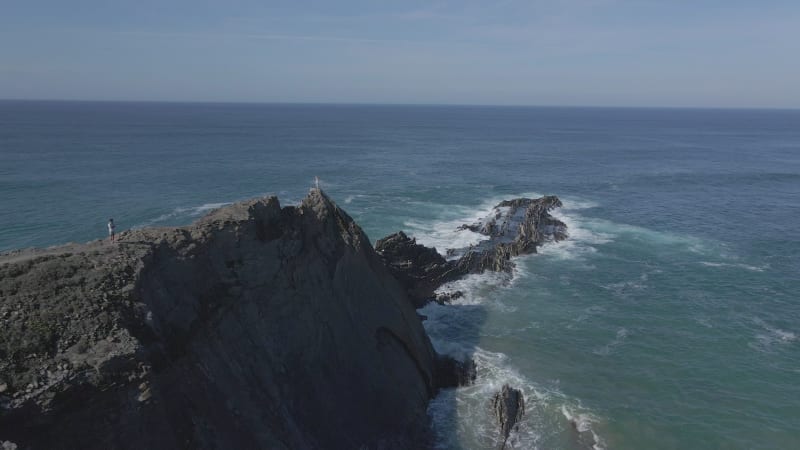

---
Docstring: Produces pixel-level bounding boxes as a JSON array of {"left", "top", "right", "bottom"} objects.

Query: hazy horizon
[
  {"left": 3, "top": 98, "right": 800, "bottom": 111},
  {"left": 3, "top": 1, "right": 800, "bottom": 108}
]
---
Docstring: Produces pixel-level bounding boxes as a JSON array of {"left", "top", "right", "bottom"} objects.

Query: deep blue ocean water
[{"left": 1, "top": 101, "right": 799, "bottom": 449}]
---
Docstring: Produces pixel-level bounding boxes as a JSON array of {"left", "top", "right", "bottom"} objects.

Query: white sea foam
[
  {"left": 136, "top": 202, "right": 231, "bottom": 228},
  {"left": 561, "top": 406, "right": 606, "bottom": 450},
  {"left": 754, "top": 319, "right": 797, "bottom": 342},
  {"left": 343, "top": 194, "right": 367, "bottom": 204},
  {"left": 750, "top": 318, "right": 796, "bottom": 353},
  {"left": 536, "top": 209, "right": 612, "bottom": 262},
  {"left": 566, "top": 305, "right": 607, "bottom": 330},
  {"left": 402, "top": 200, "right": 493, "bottom": 255},
  {"left": 427, "top": 345, "right": 607, "bottom": 450},
  {"left": 177, "top": 202, "right": 230, "bottom": 216},
  {"left": 404, "top": 218, "right": 485, "bottom": 256},
  {"left": 575, "top": 213, "right": 706, "bottom": 250},
  {"left": 540, "top": 203, "right": 729, "bottom": 267},
  {"left": 560, "top": 196, "right": 600, "bottom": 211},
  {"left": 426, "top": 347, "right": 540, "bottom": 448},
  {"left": 694, "top": 316, "right": 714, "bottom": 328},
  {"left": 602, "top": 273, "right": 648, "bottom": 299},
  {"left": 699, "top": 261, "right": 767, "bottom": 272}
]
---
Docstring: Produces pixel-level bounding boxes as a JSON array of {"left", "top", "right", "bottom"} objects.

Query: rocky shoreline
[{"left": 0, "top": 190, "right": 565, "bottom": 449}]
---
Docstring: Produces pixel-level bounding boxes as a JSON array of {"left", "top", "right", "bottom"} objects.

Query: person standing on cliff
[{"left": 108, "top": 218, "right": 116, "bottom": 243}]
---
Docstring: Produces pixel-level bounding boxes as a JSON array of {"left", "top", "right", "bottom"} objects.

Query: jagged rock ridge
[
  {"left": 376, "top": 196, "right": 567, "bottom": 305},
  {"left": 492, "top": 384, "right": 526, "bottom": 450},
  {"left": 0, "top": 189, "right": 451, "bottom": 449}
]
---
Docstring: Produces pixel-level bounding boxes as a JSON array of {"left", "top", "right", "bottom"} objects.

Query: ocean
[{"left": 1, "top": 101, "right": 799, "bottom": 449}]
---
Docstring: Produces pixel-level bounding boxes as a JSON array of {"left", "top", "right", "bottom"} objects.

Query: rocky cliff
[{"left": 0, "top": 190, "right": 443, "bottom": 449}]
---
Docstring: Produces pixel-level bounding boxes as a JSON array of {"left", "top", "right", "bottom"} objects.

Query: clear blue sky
[{"left": 2, "top": 1, "right": 799, "bottom": 107}]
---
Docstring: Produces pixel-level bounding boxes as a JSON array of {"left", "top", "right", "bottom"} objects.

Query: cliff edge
[{"left": 0, "top": 189, "right": 439, "bottom": 449}]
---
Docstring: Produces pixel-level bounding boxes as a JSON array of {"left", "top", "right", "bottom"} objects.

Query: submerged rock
[
  {"left": 0, "top": 189, "right": 438, "bottom": 449},
  {"left": 492, "top": 384, "right": 526, "bottom": 450}
]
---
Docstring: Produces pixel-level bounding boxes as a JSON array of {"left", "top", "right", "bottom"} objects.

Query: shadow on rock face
[{"left": 424, "top": 301, "right": 488, "bottom": 450}]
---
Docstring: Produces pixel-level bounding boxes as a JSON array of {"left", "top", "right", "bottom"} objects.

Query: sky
[{"left": 2, "top": 1, "right": 800, "bottom": 108}]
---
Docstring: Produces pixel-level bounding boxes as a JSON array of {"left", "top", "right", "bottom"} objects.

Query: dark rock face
[
  {"left": 492, "top": 384, "right": 526, "bottom": 450},
  {"left": 434, "top": 355, "right": 477, "bottom": 389},
  {"left": 0, "top": 190, "right": 438, "bottom": 449},
  {"left": 374, "top": 231, "right": 462, "bottom": 307},
  {"left": 377, "top": 196, "right": 567, "bottom": 306}
]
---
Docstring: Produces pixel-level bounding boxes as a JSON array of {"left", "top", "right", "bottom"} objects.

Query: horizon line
[{"left": 1, "top": 97, "right": 798, "bottom": 112}]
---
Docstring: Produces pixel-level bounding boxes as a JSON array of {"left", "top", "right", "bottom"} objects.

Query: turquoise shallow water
[{"left": 1, "top": 102, "right": 799, "bottom": 449}]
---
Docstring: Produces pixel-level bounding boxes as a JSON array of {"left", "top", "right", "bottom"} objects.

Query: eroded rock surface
[
  {"left": 0, "top": 189, "right": 439, "bottom": 449},
  {"left": 492, "top": 384, "right": 526, "bottom": 450},
  {"left": 452, "top": 195, "right": 567, "bottom": 269},
  {"left": 374, "top": 232, "right": 463, "bottom": 307}
]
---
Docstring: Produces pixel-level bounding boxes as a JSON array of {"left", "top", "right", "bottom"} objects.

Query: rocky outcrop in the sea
[
  {"left": 0, "top": 189, "right": 450, "bottom": 449},
  {"left": 376, "top": 196, "right": 567, "bottom": 306},
  {"left": 453, "top": 196, "right": 567, "bottom": 270},
  {"left": 492, "top": 384, "right": 526, "bottom": 450}
]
